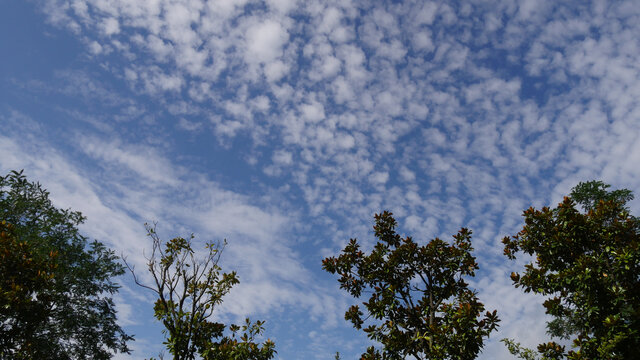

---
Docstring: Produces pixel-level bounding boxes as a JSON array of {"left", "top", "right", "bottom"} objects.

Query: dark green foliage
[
  {"left": 503, "top": 181, "right": 640, "bottom": 359},
  {"left": 0, "top": 170, "right": 132, "bottom": 359},
  {"left": 0, "top": 220, "right": 58, "bottom": 358},
  {"left": 569, "top": 180, "right": 634, "bottom": 213},
  {"left": 202, "top": 319, "right": 275, "bottom": 360},
  {"left": 125, "top": 224, "right": 275, "bottom": 360},
  {"left": 323, "top": 211, "right": 499, "bottom": 360}
]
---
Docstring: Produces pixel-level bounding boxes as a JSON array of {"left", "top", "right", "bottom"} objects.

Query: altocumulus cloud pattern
[{"left": 1, "top": 0, "right": 639, "bottom": 359}]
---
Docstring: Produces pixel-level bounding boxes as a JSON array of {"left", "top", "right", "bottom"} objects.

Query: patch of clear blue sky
[{"left": 1, "top": 2, "right": 75, "bottom": 79}]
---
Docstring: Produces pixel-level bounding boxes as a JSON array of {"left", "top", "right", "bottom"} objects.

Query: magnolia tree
[
  {"left": 323, "top": 211, "right": 499, "bottom": 360},
  {"left": 503, "top": 181, "right": 640, "bottom": 359}
]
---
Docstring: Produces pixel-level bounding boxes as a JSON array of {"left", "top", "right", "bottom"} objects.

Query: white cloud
[
  {"left": 264, "top": 60, "right": 288, "bottom": 82},
  {"left": 177, "top": 118, "right": 203, "bottom": 131},
  {"left": 412, "top": 31, "right": 434, "bottom": 52},
  {"left": 272, "top": 150, "right": 293, "bottom": 165},
  {"left": 251, "top": 95, "right": 271, "bottom": 112},
  {"left": 101, "top": 17, "right": 120, "bottom": 36},
  {"left": 80, "top": 137, "right": 180, "bottom": 187},
  {"left": 399, "top": 166, "right": 415, "bottom": 182},
  {"left": 370, "top": 171, "right": 389, "bottom": 185},
  {"left": 299, "top": 101, "right": 325, "bottom": 123},
  {"left": 88, "top": 40, "right": 103, "bottom": 54},
  {"left": 145, "top": 34, "right": 173, "bottom": 60},
  {"left": 245, "top": 19, "right": 289, "bottom": 64},
  {"left": 267, "top": 0, "right": 297, "bottom": 14}
]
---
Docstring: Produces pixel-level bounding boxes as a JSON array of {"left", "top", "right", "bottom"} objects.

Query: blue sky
[{"left": 1, "top": 0, "right": 639, "bottom": 359}]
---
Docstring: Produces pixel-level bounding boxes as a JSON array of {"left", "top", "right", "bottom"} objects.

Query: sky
[{"left": 1, "top": 0, "right": 639, "bottom": 358}]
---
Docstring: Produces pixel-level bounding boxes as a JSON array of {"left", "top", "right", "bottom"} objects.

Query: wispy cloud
[{"left": 0, "top": 108, "right": 348, "bottom": 356}]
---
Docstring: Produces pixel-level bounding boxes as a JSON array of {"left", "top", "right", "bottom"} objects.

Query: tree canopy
[
  {"left": 323, "top": 211, "right": 499, "bottom": 360},
  {"left": 125, "top": 223, "right": 275, "bottom": 360},
  {"left": 5, "top": 168, "right": 638, "bottom": 360},
  {"left": 0, "top": 170, "right": 132, "bottom": 359},
  {"left": 503, "top": 181, "right": 640, "bottom": 359}
]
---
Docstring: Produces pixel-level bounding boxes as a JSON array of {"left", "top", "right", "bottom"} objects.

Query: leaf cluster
[
  {"left": 202, "top": 318, "right": 276, "bottom": 360},
  {"left": 0, "top": 219, "right": 58, "bottom": 358},
  {"left": 323, "top": 211, "right": 499, "bottom": 360}
]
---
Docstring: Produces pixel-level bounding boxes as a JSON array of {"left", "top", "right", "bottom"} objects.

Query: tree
[
  {"left": 322, "top": 211, "right": 499, "bottom": 360},
  {"left": 0, "top": 170, "right": 132, "bottom": 359},
  {"left": 0, "top": 219, "right": 58, "bottom": 358},
  {"left": 503, "top": 181, "right": 640, "bottom": 359},
  {"left": 124, "top": 223, "right": 275, "bottom": 360}
]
